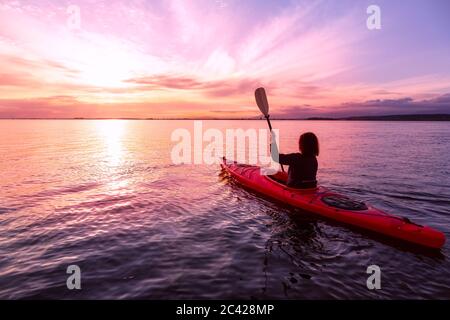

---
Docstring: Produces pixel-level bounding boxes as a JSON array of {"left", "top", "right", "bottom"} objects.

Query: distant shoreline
[{"left": 0, "top": 114, "right": 449, "bottom": 121}]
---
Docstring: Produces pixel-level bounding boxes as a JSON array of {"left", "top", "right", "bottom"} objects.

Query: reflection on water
[
  {"left": 0, "top": 119, "right": 449, "bottom": 299},
  {"left": 96, "top": 120, "right": 125, "bottom": 167},
  {"left": 95, "top": 121, "right": 130, "bottom": 194}
]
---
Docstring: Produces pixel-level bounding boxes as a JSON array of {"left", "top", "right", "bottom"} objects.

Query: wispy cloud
[
  {"left": 0, "top": 0, "right": 450, "bottom": 118},
  {"left": 125, "top": 74, "right": 262, "bottom": 98}
]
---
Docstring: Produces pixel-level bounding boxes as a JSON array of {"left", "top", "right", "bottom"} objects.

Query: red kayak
[{"left": 220, "top": 158, "right": 445, "bottom": 249}]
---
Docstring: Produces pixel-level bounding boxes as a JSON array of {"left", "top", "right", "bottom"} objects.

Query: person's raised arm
[
  {"left": 270, "top": 130, "right": 280, "bottom": 162},
  {"left": 271, "top": 131, "right": 296, "bottom": 165}
]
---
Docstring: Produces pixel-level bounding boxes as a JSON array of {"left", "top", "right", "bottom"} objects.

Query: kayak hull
[{"left": 221, "top": 159, "right": 445, "bottom": 249}]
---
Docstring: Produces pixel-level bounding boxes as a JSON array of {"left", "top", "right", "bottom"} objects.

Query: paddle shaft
[{"left": 265, "top": 116, "right": 273, "bottom": 131}]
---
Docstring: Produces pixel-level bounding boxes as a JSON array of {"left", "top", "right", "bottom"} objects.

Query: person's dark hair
[{"left": 299, "top": 132, "right": 319, "bottom": 156}]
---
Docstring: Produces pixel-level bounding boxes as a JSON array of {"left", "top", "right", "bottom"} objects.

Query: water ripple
[{"left": 0, "top": 120, "right": 449, "bottom": 299}]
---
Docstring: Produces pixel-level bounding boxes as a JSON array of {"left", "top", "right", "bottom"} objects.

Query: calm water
[{"left": 0, "top": 120, "right": 449, "bottom": 299}]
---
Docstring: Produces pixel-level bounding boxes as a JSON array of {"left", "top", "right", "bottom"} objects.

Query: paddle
[
  {"left": 255, "top": 87, "right": 284, "bottom": 172},
  {"left": 255, "top": 87, "right": 272, "bottom": 130}
]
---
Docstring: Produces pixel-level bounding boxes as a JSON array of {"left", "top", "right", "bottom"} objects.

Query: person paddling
[
  {"left": 255, "top": 87, "right": 319, "bottom": 189},
  {"left": 271, "top": 132, "right": 319, "bottom": 189}
]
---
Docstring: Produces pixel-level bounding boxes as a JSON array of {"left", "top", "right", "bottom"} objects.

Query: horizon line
[{"left": 0, "top": 113, "right": 449, "bottom": 121}]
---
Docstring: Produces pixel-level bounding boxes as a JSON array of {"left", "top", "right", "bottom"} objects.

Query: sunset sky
[{"left": 0, "top": 0, "right": 449, "bottom": 118}]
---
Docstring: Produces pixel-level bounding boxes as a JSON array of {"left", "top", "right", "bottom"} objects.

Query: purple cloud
[{"left": 274, "top": 94, "right": 450, "bottom": 118}]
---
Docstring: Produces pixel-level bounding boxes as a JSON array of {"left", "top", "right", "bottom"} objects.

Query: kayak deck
[{"left": 220, "top": 158, "right": 445, "bottom": 249}]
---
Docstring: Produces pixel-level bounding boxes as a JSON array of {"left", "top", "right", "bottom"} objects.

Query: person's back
[
  {"left": 279, "top": 152, "right": 317, "bottom": 188},
  {"left": 272, "top": 132, "right": 319, "bottom": 189}
]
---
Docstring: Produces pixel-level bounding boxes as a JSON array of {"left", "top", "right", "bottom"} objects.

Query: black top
[{"left": 278, "top": 153, "right": 318, "bottom": 188}]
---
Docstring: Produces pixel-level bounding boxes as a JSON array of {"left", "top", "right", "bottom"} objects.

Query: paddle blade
[{"left": 255, "top": 87, "right": 269, "bottom": 117}]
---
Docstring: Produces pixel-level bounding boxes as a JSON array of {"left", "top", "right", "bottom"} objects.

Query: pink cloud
[
  {"left": 0, "top": 72, "right": 39, "bottom": 87},
  {"left": 0, "top": 1, "right": 449, "bottom": 118},
  {"left": 0, "top": 95, "right": 241, "bottom": 119},
  {"left": 125, "top": 74, "right": 265, "bottom": 98}
]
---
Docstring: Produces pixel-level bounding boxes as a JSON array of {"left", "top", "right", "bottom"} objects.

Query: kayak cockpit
[
  {"left": 266, "top": 172, "right": 319, "bottom": 192},
  {"left": 268, "top": 171, "right": 288, "bottom": 184}
]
